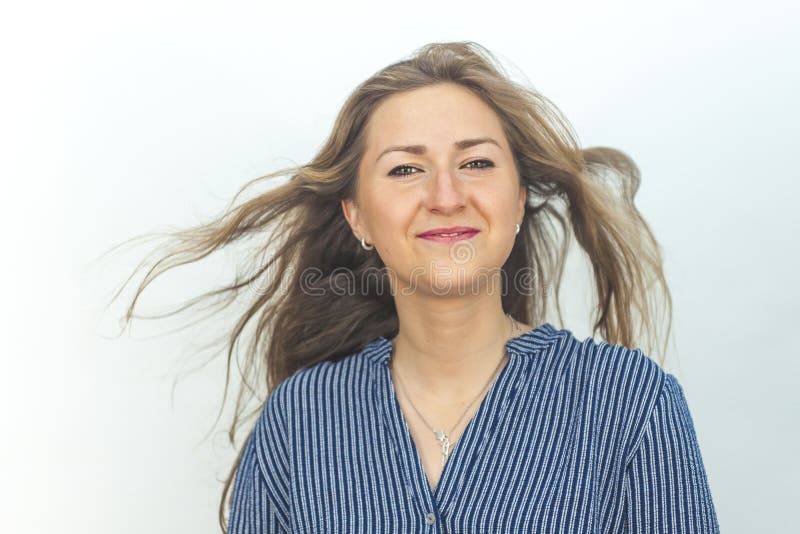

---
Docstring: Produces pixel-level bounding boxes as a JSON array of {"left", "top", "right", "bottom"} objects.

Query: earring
[
  {"left": 360, "top": 236, "right": 374, "bottom": 250},
  {"left": 515, "top": 223, "right": 520, "bottom": 235}
]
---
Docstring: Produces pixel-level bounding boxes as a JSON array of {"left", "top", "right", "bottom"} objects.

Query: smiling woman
[{"left": 110, "top": 41, "right": 718, "bottom": 533}]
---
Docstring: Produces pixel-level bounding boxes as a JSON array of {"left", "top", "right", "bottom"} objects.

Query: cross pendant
[{"left": 434, "top": 430, "right": 451, "bottom": 467}]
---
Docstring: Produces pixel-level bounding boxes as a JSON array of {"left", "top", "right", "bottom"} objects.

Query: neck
[{"left": 388, "top": 298, "right": 521, "bottom": 404}]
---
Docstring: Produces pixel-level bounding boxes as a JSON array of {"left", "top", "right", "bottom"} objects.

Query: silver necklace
[{"left": 390, "top": 313, "right": 521, "bottom": 468}]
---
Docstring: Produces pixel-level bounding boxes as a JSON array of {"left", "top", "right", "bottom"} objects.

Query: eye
[
  {"left": 388, "top": 164, "right": 419, "bottom": 177},
  {"left": 464, "top": 159, "right": 495, "bottom": 170},
  {"left": 387, "top": 159, "right": 495, "bottom": 177}
]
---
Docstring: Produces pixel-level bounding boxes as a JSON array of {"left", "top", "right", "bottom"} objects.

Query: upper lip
[{"left": 417, "top": 226, "right": 480, "bottom": 237}]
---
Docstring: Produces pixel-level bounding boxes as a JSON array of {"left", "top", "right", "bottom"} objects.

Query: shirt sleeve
[
  {"left": 228, "top": 391, "right": 292, "bottom": 533},
  {"left": 623, "top": 373, "right": 720, "bottom": 533}
]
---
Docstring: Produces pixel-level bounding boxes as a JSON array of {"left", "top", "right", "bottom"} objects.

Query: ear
[
  {"left": 517, "top": 182, "right": 527, "bottom": 223},
  {"left": 341, "top": 198, "right": 366, "bottom": 239}
]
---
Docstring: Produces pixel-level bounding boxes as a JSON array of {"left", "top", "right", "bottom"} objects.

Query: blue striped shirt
[{"left": 229, "top": 322, "right": 720, "bottom": 533}]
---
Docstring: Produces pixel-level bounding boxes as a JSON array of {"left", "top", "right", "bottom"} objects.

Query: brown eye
[
  {"left": 388, "top": 165, "right": 420, "bottom": 177},
  {"left": 464, "top": 159, "right": 494, "bottom": 169}
]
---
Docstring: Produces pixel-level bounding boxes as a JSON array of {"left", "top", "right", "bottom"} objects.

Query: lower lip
[{"left": 418, "top": 231, "right": 479, "bottom": 243}]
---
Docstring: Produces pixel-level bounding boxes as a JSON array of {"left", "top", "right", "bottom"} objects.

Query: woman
[{"left": 117, "top": 42, "right": 719, "bottom": 532}]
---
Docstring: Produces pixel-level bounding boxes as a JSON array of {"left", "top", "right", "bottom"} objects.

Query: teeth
[{"left": 435, "top": 232, "right": 464, "bottom": 236}]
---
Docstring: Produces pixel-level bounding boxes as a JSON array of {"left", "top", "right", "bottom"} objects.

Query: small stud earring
[
  {"left": 360, "top": 236, "right": 374, "bottom": 250},
  {"left": 515, "top": 223, "right": 520, "bottom": 235}
]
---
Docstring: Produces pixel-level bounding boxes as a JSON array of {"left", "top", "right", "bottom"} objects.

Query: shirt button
[{"left": 425, "top": 512, "right": 436, "bottom": 525}]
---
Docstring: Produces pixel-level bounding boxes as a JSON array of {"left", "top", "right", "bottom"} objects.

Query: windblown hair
[{"left": 106, "top": 41, "right": 672, "bottom": 532}]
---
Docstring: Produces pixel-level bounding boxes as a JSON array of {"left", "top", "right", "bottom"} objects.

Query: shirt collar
[{"left": 363, "top": 322, "right": 561, "bottom": 367}]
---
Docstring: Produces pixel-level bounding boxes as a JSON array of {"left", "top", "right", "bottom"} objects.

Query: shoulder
[
  {"left": 558, "top": 329, "right": 667, "bottom": 396},
  {"left": 542, "top": 325, "right": 666, "bottom": 396},
  {"left": 251, "top": 343, "right": 377, "bottom": 453},
  {"left": 581, "top": 332, "right": 665, "bottom": 410},
  {"left": 261, "top": 341, "right": 379, "bottom": 416},
  {"left": 543, "top": 325, "right": 670, "bottom": 454}
]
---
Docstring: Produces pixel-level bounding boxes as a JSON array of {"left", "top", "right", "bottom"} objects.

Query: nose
[{"left": 425, "top": 167, "right": 466, "bottom": 215}]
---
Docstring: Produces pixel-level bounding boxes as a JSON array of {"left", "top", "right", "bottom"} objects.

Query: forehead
[{"left": 364, "top": 83, "right": 508, "bottom": 151}]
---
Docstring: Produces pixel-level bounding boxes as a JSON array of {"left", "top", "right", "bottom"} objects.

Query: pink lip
[
  {"left": 417, "top": 226, "right": 480, "bottom": 237},
  {"left": 419, "top": 232, "right": 478, "bottom": 243},
  {"left": 417, "top": 226, "right": 480, "bottom": 243}
]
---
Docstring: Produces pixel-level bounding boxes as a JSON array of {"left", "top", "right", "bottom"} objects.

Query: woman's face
[{"left": 342, "top": 82, "right": 526, "bottom": 295}]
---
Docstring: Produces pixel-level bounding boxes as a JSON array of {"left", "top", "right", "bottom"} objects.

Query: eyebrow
[{"left": 375, "top": 137, "right": 501, "bottom": 163}]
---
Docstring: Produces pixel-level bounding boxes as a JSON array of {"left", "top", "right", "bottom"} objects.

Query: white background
[{"left": 1, "top": 0, "right": 798, "bottom": 532}]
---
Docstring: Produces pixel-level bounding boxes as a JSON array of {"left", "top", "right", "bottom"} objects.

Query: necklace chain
[{"left": 390, "top": 313, "right": 521, "bottom": 468}]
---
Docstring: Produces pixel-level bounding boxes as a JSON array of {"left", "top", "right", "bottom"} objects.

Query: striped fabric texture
[{"left": 228, "top": 322, "right": 720, "bottom": 533}]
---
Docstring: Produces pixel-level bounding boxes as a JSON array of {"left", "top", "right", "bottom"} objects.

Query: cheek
[
  {"left": 485, "top": 185, "right": 521, "bottom": 220},
  {"left": 370, "top": 195, "right": 415, "bottom": 239},
  {"left": 378, "top": 213, "right": 413, "bottom": 252}
]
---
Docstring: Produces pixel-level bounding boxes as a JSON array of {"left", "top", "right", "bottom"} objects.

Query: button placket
[{"left": 425, "top": 512, "right": 437, "bottom": 525}]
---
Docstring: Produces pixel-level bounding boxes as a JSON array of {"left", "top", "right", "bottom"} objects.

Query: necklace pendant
[{"left": 434, "top": 430, "right": 451, "bottom": 467}]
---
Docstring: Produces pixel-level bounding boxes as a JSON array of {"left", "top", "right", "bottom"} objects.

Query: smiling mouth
[{"left": 417, "top": 230, "right": 479, "bottom": 242}]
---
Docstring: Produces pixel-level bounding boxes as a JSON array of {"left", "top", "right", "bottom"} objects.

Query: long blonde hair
[{"left": 105, "top": 41, "right": 672, "bottom": 532}]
